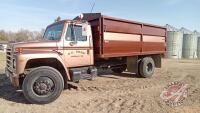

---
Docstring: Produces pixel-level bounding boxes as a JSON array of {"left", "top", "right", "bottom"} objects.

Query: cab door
[{"left": 63, "top": 23, "right": 93, "bottom": 67}]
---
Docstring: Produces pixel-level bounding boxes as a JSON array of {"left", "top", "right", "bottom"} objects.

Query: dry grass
[{"left": 0, "top": 52, "right": 6, "bottom": 73}]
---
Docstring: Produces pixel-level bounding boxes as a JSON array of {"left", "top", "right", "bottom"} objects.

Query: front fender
[{"left": 16, "top": 52, "right": 71, "bottom": 80}]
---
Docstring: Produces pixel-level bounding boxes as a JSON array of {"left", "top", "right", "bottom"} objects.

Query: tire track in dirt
[
  {"left": 69, "top": 76, "right": 168, "bottom": 113},
  {"left": 71, "top": 65, "right": 178, "bottom": 113}
]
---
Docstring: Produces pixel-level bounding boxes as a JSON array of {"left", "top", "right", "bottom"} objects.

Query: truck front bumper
[{"left": 5, "top": 68, "right": 19, "bottom": 88}]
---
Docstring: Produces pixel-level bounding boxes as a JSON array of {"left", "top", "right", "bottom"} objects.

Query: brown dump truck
[{"left": 5, "top": 13, "right": 166, "bottom": 104}]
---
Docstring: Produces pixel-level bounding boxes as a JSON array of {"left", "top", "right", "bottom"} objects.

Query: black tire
[
  {"left": 22, "top": 66, "right": 64, "bottom": 104},
  {"left": 139, "top": 57, "right": 155, "bottom": 78},
  {"left": 111, "top": 65, "right": 127, "bottom": 73}
]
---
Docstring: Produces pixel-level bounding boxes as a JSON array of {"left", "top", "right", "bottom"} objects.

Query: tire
[
  {"left": 139, "top": 57, "right": 155, "bottom": 78},
  {"left": 22, "top": 66, "right": 64, "bottom": 104},
  {"left": 111, "top": 65, "right": 127, "bottom": 73}
]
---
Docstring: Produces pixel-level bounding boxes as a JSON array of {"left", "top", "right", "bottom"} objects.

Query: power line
[{"left": 90, "top": 1, "right": 96, "bottom": 13}]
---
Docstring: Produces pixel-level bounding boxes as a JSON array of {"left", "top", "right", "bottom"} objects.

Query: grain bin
[
  {"left": 166, "top": 31, "right": 183, "bottom": 59},
  {"left": 197, "top": 37, "right": 200, "bottom": 58},
  {"left": 182, "top": 34, "right": 198, "bottom": 59}
]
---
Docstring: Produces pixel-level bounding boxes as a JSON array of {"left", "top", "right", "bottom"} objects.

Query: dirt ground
[{"left": 0, "top": 59, "right": 200, "bottom": 113}]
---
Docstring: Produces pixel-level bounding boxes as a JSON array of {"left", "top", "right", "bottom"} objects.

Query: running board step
[{"left": 70, "top": 67, "right": 97, "bottom": 82}]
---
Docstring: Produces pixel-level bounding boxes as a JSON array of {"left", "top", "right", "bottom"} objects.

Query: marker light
[{"left": 15, "top": 48, "right": 23, "bottom": 53}]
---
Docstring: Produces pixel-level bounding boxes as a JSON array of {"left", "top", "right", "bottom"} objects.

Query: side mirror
[{"left": 82, "top": 23, "right": 87, "bottom": 36}]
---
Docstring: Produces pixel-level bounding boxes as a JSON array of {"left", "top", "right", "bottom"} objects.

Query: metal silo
[
  {"left": 197, "top": 37, "right": 200, "bottom": 58},
  {"left": 166, "top": 31, "right": 183, "bottom": 59},
  {"left": 182, "top": 34, "right": 198, "bottom": 59}
]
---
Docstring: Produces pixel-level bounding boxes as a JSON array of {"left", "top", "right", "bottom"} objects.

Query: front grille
[{"left": 6, "top": 47, "right": 15, "bottom": 71}]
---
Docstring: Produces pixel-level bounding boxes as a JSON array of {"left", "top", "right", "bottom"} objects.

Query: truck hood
[{"left": 10, "top": 40, "right": 59, "bottom": 49}]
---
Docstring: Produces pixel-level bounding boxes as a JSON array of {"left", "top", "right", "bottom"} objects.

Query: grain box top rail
[{"left": 74, "top": 13, "right": 166, "bottom": 30}]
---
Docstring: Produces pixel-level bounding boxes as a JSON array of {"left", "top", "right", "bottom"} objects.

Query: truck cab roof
[{"left": 47, "top": 19, "right": 88, "bottom": 28}]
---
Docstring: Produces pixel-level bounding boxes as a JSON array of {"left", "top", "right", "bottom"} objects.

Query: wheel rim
[
  {"left": 33, "top": 77, "right": 55, "bottom": 96},
  {"left": 146, "top": 63, "right": 153, "bottom": 73}
]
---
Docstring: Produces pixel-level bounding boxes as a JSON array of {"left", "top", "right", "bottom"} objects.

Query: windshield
[{"left": 43, "top": 23, "right": 64, "bottom": 40}]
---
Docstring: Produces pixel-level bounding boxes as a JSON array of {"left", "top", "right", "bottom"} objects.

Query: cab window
[
  {"left": 65, "top": 24, "right": 87, "bottom": 41},
  {"left": 44, "top": 23, "right": 64, "bottom": 40}
]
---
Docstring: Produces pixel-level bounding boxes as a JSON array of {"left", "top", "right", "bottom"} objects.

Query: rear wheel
[
  {"left": 22, "top": 66, "right": 64, "bottom": 104},
  {"left": 111, "top": 65, "right": 127, "bottom": 73},
  {"left": 139, "top": 57, "right": 155, "bottom": 78}
]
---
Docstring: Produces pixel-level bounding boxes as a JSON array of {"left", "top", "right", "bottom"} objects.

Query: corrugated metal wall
[
  {"left": 166, "top": 31, "right": 183, "bottom": 59},
  {"left": 166, "top": 24, "right": 199, "bottom": 59},
  {"left": 182, "top": 34, "right": 198, "bottom": 59},
  {"left": 197, "top": 37, "right": 200, "bottom": 59}
]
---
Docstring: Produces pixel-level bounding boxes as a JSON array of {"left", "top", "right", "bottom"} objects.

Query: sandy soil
[{"left": 0, "top": 59, "right": 200, "bottom": 113}]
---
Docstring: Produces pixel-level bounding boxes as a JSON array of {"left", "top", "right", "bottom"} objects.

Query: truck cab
[
  {"left": 44, "top": 20, "right": 94, "bottom": 67},
  {"left": 6, "top": 20, "right": 97, "bottom": 104}
]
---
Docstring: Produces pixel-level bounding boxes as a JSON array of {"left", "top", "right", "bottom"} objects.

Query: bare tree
[
  {"left": 0, "top": 30, "right": 7, "bottom": 41},
  {"left": 0, "top": 29, "right": 45, "bottom": 42}
]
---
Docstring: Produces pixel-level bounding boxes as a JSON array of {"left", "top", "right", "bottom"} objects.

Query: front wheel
[{"left": 22, "top": 66, "right": 64, "bottom": 104}]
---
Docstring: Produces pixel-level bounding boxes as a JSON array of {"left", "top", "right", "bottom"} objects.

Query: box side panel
[
  {"left": 103, "top": 32, "right": 141, "bottom": 57},
  {"left": 142, "top": 35, "right": 166, "bottom": 53},
  {"left": 103, "top": 18, "right": 142, "bottom": 34},
  {"left": 143, "top": 25, "right": 166, "bottom": 37},
  {"left": 102, "top": 17, "right": 166, "bottom": 58},
  {"left": 142, "top": 25, "right": 166, "bottom": 53}
]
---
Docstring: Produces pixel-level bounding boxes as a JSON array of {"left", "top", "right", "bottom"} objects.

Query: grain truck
[{"left": 5, "top": 13, "right": 166, "bottom": 104}]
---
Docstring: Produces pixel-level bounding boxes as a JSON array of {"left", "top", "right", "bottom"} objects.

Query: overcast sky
[{"left": 0, "top": 0, "right": 199, "bottom": 32}]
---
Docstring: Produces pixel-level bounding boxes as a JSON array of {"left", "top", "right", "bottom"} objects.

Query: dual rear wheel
[
  {"left": 111, "top": 57, "right": 155, "bottom": 78},
  {"left": 138, "top": 57, "right": 155, "bottom": 78}
]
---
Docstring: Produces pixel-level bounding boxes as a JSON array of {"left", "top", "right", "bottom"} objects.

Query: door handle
[{"left": 69, "top": 41, "right": 77, "bottom": 46}]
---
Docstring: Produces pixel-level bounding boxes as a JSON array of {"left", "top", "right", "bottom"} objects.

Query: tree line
[{"left": 0, "top": 29, "right": 45, "bottom": 42}]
